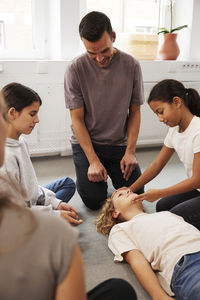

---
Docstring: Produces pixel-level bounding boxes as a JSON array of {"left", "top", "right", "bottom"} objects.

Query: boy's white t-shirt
[
  {"left": 164, "top": 116, "right": 200, "bottom": 189},
  {"left": 108, "top": 211, "right": 200, "bottom": 296}
]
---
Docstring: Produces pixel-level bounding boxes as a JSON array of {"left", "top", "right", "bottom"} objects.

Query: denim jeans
[
  {"left": 44, "top": 177, "right": 75, "bottom": 203},
  {"left": 72, "top": 143, "right": 144, "bottom": 210},
  {"left": 171, "top": 251, "right": 200, "bottom": 300}
]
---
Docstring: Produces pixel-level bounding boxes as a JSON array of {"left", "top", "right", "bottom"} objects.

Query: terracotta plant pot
[{"left": 158, "top": 33, "right": 180, "bottom": 60}]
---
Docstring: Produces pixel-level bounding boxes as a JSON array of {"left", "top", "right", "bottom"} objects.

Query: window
[
  {"left": 86, "top": 0, "right": 160, "bottom": 60},
  {"left": 0, "top": 0, "right": 33, "bottom": 50},
  {"left": 0, "top": 21, "right": 5, "bottom": 48},
  {"left": 0, "top": 0, "right": 199, "bottom": 61},
  {"left": 0, "top": 0, "right": 46, "bottom": 59}
]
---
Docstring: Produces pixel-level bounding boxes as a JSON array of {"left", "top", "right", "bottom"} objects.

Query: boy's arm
[{"left": 124, "top": 250, "right": 174, "bottom": 300}]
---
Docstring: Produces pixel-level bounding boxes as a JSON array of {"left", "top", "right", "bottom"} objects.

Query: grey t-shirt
[
  {"left": 0, "top": 208, "right": 78, "bottom": 300},
  {"left": 64, "top": 49, "right": 144, "bottom": 146}
]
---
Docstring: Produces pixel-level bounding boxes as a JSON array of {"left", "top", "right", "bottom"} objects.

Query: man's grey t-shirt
[
  {"left": 64, "top": 49, "right": 144, "bottom": 146},
  {"left": 0, "top": 208, "right": 78, "bottom": 300}
]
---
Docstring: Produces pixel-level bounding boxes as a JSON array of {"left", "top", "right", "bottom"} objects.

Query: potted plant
[{"left": 157, "top": 0, "right": 187, "bottom": 60}]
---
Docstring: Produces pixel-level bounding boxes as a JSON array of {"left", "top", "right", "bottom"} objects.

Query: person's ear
[
  {"left": 112, "top": 31, "right": 116, "bottom": 43},
  {"left": 112, "top": 210, "right": 119, "bottom": 219},
  {"left": 7, "top": 107, "right": 18, "bottom": 121},
  {"left": 172, "top": 96, "right": 182, "bottom": 108}
]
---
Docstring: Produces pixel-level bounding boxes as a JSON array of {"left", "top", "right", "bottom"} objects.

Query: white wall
[{"left": 0, "top": 60, "right": 200, "bottom": 156}]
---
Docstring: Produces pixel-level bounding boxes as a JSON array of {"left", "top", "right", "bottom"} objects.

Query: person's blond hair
[
  {"left": 95, "top": 197, "right": 120, "bottom": 235},
  {"left": 0, "top": 175, "right": 37, "bottom": 254},
  {"left": 0, "top": 91, "right": 7, "bottom": 120}
]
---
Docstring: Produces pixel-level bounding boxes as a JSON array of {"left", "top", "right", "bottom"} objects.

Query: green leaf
[
  {"left": 170, "top": 25, "right": 188, "bottom": 33},
  {"left": 157, "top": 30, "right": 170, "bottom": 35}
]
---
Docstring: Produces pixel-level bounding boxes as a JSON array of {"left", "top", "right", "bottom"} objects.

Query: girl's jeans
[
  {"left": 45, "top": 177, "right": 75, "bottom": 203},
  {"left": 171, "top": 251, "right": 200, "bottom": 300}
]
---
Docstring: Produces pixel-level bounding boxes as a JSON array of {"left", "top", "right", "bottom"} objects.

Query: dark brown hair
[
  {"left": 79, "top": 11, "right": 113, "bottom": 42},
  {"left": 148, "top": 79, "right": 200, "bottom": 117},
  {"left": 2, "top": 82, "right": 42, "bottom": 112}
]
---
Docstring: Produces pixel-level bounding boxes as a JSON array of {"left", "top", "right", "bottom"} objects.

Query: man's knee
[
  {"left": 81, "top": 195, "right": 106, "bottom": 210},
  {"left": 101, "top": 278, "right": 137, "bottom": 299},
  {"left": 77, "top": 187, "right": 106, "bottom": 210}
]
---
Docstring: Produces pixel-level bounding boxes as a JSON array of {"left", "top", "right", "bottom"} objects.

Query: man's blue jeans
[
  {"left": 45, "top": 177, "right": 75, "bottom": 203},
  {"left": 171, "top": 251, "right": 200, "bottom": 300}
]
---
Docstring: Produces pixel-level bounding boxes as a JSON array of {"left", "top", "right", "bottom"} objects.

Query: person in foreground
[
  {"left": 0, "top": 82, "right": 82, "bottom": 225},
  {"left": 129, "top": 79, "right": 200, "bottom": 230},
  {"left": 64, "top": 11, "right": 144, "bottom": 210},
  {"left": 96, "top": 187, "right": 200, "bottom": 300},
  {"left": 0, "top": 92, "right": 138, "bottom": 299}
]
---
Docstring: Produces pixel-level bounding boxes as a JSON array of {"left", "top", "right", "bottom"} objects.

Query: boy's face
[
  {"left": 82, "top": 30, "right": 116, "bottom": 68},
  {"left": 112, "top": 187, "right": 138, "bottom": 219}
]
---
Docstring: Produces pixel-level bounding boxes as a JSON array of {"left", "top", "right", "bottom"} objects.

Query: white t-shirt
[
  {"left": 164, "top": 116, "right": 200, "bottom": 190},
  {"left": 108, "top": 211, "right": 200, "bottom": 296}
]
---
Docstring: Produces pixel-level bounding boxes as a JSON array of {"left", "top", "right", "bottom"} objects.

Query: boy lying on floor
[{"left": 95, "top": 187, "right": 200, "bottom": 300}]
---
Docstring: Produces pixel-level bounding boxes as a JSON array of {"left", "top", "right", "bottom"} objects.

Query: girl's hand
[
  {"left": 60, "top": 210, "right": 83, "bottom": 226},
  {"left": 133, "top": 189, "right": 162, "bottom": 203},
  {"left": 57, "top": 202, "right": 83, "bottom": 225},
  {"left": 57, "top": 201, "right": 78, "bottom": 215}
]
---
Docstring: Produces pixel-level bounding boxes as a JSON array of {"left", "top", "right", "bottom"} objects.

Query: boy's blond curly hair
[{"left": 95, "top": 197, "right": 120, "bottom": 235}]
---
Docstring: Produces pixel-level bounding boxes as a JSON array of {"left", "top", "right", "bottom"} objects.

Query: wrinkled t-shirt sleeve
[
  {"left": 164, "top": 128, "right": 174, "bottom": 148},
  {"left": 64, "top": 63, "right": 84, "bottom": 109},
  {"left": 193, "top": 133, "right": 200, "bottom": 153},
  {"left": 131, "top": 61, "right": 144, "bottom": 106},
  {"left": 108, "top": 225, "right": 138, "bottom": 262}
]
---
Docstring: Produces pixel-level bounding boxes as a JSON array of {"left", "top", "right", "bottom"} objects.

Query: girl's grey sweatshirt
[{"left": 0, "top": 136, "right": 61, "bottom": 215}]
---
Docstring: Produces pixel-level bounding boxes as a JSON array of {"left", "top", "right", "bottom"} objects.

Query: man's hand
[
  {"left": 133, "top": 189, "right": 162, "bottom": 203},
  {"left": 88, "top": 161, "right": 108, "bottom": 182},
  {"left": 120, "top": 153, "right": 138, "bottom": 181},
  {"left": 57, "top": 202, "right": 83, "bottom": 225}
]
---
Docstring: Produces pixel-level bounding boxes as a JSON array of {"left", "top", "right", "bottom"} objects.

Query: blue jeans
[
  {"left": 44, "top": 177, "right": 75, "bottom": 203},
  {"left": 171, "top": 251, "right": 200, "bottom": 300}
]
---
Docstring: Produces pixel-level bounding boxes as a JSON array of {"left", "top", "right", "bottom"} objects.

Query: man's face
[{"left": 82, "top": 30, "right": 116, "bottom": 68}]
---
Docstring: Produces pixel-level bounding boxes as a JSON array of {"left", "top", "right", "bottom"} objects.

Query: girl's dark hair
[
  {"left": 148, "top": 79, "right": 200, "bottom": 117},
  {"left": 2, "top": 82, "right": 42, "bottom": 112},
  {"left": 79, "top": 11, "right": 113, "bottom": 42}
]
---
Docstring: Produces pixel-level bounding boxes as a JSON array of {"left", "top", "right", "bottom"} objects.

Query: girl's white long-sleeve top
[{"left": 0, "top": 136, "right": 61, "bottom": 215}]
